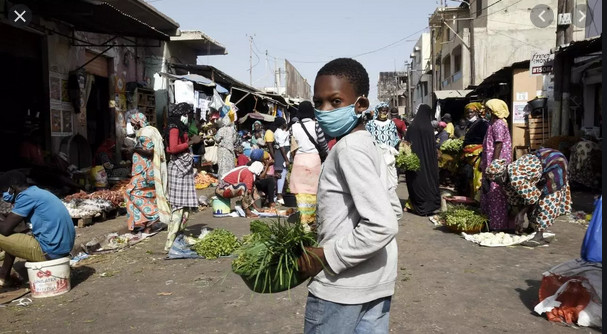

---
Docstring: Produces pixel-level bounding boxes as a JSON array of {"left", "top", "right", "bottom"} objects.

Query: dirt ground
[{"left": 0, "top": 181, "right": 601, "bottom": 334}]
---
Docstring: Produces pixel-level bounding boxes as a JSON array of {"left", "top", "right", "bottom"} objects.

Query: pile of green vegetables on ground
[
  {"left": 232, "top": 220, "right": 317, "bottom": 293},
  {"left": 439, "top": 205, "right": 488, "bottom": 233},
  {"left": 192, "top": 228, "right": 240, "bottom": 259},
  {"left": 396, "top": 141, "right": 421, "bottom": 172},
  {"left": 439, "top": 138, "right": 464, "bottom": 155}
]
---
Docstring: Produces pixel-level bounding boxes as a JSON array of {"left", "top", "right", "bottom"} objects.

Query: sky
[{"left": 146, "top": 0, "right": 443, "bottom": 105}]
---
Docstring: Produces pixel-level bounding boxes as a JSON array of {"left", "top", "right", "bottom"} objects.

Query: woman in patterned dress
[
  {"left": 485, "top": 148, "right": 571, "bottom": 246},
  {"left": 125, "top": 113, "right": 171, "bottom": 233},
  {"left": 366, "top": 102, "right": 401, "bottom": 189},
  {"left": 214, "top": 115, "right": 237, "bottom": 179},
  {"left": 480, "top": 99, "right": 513, "bottom": 231}
]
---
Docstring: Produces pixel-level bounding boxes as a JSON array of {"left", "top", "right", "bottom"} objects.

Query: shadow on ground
[
  {"left": 71, "top": 266, "right": 96, "bottom": 288},
  {"left": 516, "top": 279, "right": 542, "bottom": 312}
]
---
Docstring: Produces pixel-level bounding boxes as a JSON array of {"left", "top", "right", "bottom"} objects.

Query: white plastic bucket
[{"left": 25, "top": 257, "right": 71, "bottom": 298}]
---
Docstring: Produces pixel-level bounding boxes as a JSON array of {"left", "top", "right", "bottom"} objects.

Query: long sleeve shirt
[
  {"left": 166, "top": 128, "right": 189, "bottom": 155},
  {"left": 308, "top": 130, "right": 401, "bottom": 305}
]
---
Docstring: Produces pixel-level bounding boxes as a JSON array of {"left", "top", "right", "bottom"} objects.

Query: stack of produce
[
  {"left": 438, "top": 205, "right": 488, "bottom": 234},
  {"left": 64, "top": 188, "right": 125, "bottom": 208},
  {"left": 195, "top": 171, "right": 218, "bottom": 189},
  {"left": 232, "top": 219, "right": 317, "bottom": 293},
  {"left": 396, "top": 142, "right": 421, "bottom": 172},
  {"left": 439, "top": 138, "right": 464, "bottom": 155},
  {"left": 192, "top": 228, "right": 240, "bottom": 259}
]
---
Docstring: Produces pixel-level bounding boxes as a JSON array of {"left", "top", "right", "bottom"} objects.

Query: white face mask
[
  {"left": 126, "top": 123, "right": 135, "bottom": 136},
  {"left": 181, "top": 115, "right": 188, "bottom": 125},
  {"left": 468, "top": 116, "right": 478, "bottom": 122}
]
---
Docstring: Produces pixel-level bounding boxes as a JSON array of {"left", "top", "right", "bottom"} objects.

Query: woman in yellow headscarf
[
  {"left": 456, "top": 102, "right": 489, "bottom": 200},
  {"left": 480, "top": 99, "right": 513, "bottom": 231}
]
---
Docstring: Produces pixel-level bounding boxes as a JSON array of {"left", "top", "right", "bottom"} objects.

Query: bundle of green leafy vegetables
[
  {"left": 438, "top": 205, "right": 488, "bottom": 232},
  {"left": 192, "top": 228, "right": 240, "bottom": 259},
  {"left": 439, "top": 138, "right": 464, "bottom": 155},
  {"left": 396, "top": 152, "right": 421, "bottom": 172},
  {"left": 232, "top": 219, "right": 317, "bottom": 293}
]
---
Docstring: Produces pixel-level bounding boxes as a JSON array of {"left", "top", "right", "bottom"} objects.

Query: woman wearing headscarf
[
  {"left": 568, "top": 135, "right": 602, "bottom": 190},
  {"left": 216, "top": 161, "right": 265, "bottom": 218},
  {"left": 214, "top": 115, "right": 237, "bottom": 179},
  {"left": 249, "top": 148, "right": 277, "bottom": 208},
  {"left": 125, "top": 113, "right": 171, "bottom": 233},
  {"left": 366, "top": 102, "right": 400, "bottom": 149},
  {"left": 289, "top": 101, "right": 329, "bottom": 228},
  {"left": 404, "top": 104, "right": 441, "bottom": 216},
  {"left": 457, "top": 102, "right": 489, "bottom": 200},
  {"left": 485, "top": 148, "right": 571, "bottom": 246},
  {"left": 366, "top": 102, "right": 400, "bottom": 189},
  {"left": 480, "top": 99, "right": 513, "bottom": 231},
  {"left": 163, "top": 103, "right": 201, "bottom": 252},
  {"left": 250, "top": 121, "right": 265, "bottom": 148}
]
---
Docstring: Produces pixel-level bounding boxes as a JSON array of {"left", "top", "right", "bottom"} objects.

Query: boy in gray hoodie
[{"left": 298, "top": 58, "right": 402, "bottom": 333}]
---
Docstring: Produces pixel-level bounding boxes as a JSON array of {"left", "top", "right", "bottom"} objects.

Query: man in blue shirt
[{"left": 0, "top": 171, "right": 75, "bottom": 287}]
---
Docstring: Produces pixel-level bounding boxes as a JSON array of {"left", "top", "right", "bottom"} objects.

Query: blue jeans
[{"left": 304, "top": 293, "right": 392, "bottom": 334}]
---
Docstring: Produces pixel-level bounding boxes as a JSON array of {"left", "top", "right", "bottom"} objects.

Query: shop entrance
[
  {"left": 0, "top": 23, "right": 45, "bottom": 171},
  {"left": 86, "top": 75, "right": 112, "bottom": 157}
]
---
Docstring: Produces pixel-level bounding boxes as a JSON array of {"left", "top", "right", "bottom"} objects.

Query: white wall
[{"left": 472, "top": 0, "right": 558, "bottom": 84}]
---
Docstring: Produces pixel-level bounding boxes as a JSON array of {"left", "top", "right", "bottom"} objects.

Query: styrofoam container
[{"left": 25, "top": 257, "right": 71, "bottom": 298}]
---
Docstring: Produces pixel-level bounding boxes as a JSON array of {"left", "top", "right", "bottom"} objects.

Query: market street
[{"left": 0, "top": 182, "right": 598, "bottom": 334}]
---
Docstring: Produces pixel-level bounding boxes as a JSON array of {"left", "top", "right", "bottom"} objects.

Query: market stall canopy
[
  {"left": 170, "top": 63, "right": 258, "bottom": 93},
  {"left": 433, "top": 90, "right": 473, "bottom": 100},
  {"left": 20, "top": 0, "right": 170, "bottom": 40},
  {"left": 159, "top": 72, "right": 228, "bottom": 93},
  {"left": 238, "top": 112, "right": 276, "bottom": 124},
  {"left": 103, "top": 0, "right": 180, "bottom": 35},
  {"left": 231, "top": 87, "right": 287, "bottom": 107},
  {"left": 170, "top": 30, "right": 227, "bottom": 56}
]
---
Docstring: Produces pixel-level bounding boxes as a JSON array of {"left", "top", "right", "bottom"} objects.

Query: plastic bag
[
  {"left": 209, "top": 89, "right": 224, "bottom": 111},
  {"left": 167, "top": 234, "right": 202, "bottom": 259},
  {"left": 581, "top": 196, "right": 602, "bottom": 263},
  {"left": 204, "top": 145, "right": 218, "bottom": 165},
  {"left": 90, "top": 166, "right": 108, "bottom": 188}
]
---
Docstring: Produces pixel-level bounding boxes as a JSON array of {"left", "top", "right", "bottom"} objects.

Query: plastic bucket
[
  {"left": 211, "top": 196, "right": 231, "bottom": 216},
  {"left": 25, "top": 257, "right": 71, "bottom": 298}
]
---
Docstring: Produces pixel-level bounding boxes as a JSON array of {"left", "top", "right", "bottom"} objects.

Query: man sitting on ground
[{"left": 0, "top": 171, "right": 75, "bottom": 287}]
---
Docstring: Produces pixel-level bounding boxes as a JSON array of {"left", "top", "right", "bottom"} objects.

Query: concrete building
[
  {"left": 409, "top": 32, "right": 432, "bottom": 112},
  {"left": 376, "top": 71, "right": 408, "bottom": 115},
  {"left": 0, "top": 0, "right": 225, "bottom": 172}
]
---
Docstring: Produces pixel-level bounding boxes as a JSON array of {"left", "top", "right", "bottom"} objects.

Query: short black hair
[
  {"left": 297, "top": 101, "right": 315, "bottom": 120},
  {"left": 316, "top": 58, "right": 369, "bottom": 97},
  {"left": 4, "top": 171, "right": 28, "bottom": 188}
]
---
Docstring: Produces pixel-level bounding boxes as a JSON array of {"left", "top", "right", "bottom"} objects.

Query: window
[
  {"left": 442, "top": 55, "right": 451, "bottom": 78},
  {"left": 453, "top": 47, "right": 462, "bottom": 74},
  {"left": 476, "top": 0, "right": 483, "bottom": 17}
]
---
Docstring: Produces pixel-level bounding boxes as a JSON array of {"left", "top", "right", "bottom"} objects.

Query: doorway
[{"left": 86, "top": 76, "right": 112, "bottom": 154}]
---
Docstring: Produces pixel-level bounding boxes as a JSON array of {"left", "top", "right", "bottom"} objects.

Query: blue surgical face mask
[
  {"left": 314, "top": 98, "right": 362, "bottom": 138},
  {"left": 3, "top": 189, "right": 15, "bottom": 203}
]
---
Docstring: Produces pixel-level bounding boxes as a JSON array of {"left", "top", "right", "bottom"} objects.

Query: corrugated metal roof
[
  {"left": 21, "top": 0, "right": 169, "bottom": 40},
  {"left": 170, "top": 31, "right": 227, "bottom": 56}
]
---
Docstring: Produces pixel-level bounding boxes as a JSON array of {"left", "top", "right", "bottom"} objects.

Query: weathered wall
[{"left": 512, "top": 67, "right": 543, "bottom": 159}]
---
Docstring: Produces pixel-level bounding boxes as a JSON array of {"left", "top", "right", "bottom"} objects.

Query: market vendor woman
[
  {"left": 0, "top": 171, "right": 75, "bottom": 286},
  {"left": 485, "top": 148, "right": 572, "bottom": 247}
]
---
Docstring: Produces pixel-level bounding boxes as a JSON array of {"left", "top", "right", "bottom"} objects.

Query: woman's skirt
[{"left": 289, "top": 153, "right": 321, "bottom": 194}]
